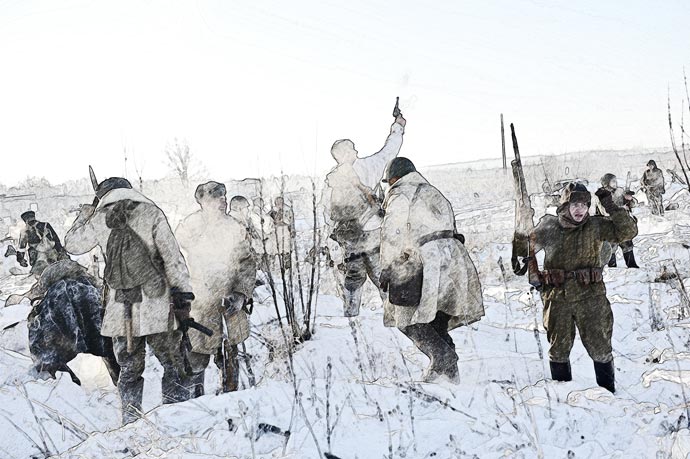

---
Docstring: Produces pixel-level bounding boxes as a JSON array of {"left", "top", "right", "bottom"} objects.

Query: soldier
[
  {"left": 594, "top": 173, "right": 639, "bottom": 268},
  {"left": 269, "top": 196, "right": 295, "bottom": 270},
  {"left": 18, "top": 210, "right": 69, "bottom": 275},
  {"left": 322, "top": 106, "right": 406, "bottom": 317},
  {"left": 530, "top": 182, "right": 638, "bottom": 393},
  {"left": 379, "top": 158, "right": 484, "bottom": 382},
  {"left": 641, "top": 160, "right": 665, "bottom": 216},
  {"left": 176, "top": 182, "right": 256, "bottom": 396},
  {"left": 64, "top": 177, "right": 193, "bottom": 424}
]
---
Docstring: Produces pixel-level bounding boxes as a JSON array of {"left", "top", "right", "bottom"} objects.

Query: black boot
[
  {"left": 549, "top": 361, "right": 572, "bottom": 382},
  {"left": 623, "top": 251, "right": 639, "bottom": 269},
  {"left": 607, "top": 253, "right": 617, "bottom": 268},
  {"left": 594, "top": 360, "right": 615, "bottom": 393}
]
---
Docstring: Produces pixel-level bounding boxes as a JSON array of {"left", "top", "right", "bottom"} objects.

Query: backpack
[{"left": 103, "top": 200, "right": 166, "bottom": 304}]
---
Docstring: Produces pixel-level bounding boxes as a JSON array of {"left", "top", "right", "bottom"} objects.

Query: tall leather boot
[
  {"left": 623, "top": 251, "right": 639, "bottom": 269},
  {"left": 549, "top": 361, "right": 572, "bottom": 381},
  {"left": 594, "top": 360, "right": 615, "bottom": 393},
  {"left": 607, "top": 253, "right": 617, "bottom": 268}
]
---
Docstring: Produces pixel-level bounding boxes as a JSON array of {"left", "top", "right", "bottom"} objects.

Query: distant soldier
[
  {"left": 18, "top": 210, "right": 69, "bottom": 275},
  {"left": 65, "top": 177, "right": 193, "bottom": 424},
  {"left": 530, "top": 182, "right": 638, "bottom": 393},
  {"left": 595, "top": 173, "right": 639, "bottom": 268},
  {"left": 379, "top": 158, "right": 484, "bottom": 382},
  {"left": 322, "top": 105, "right": 405, "bottom": 316},
  {"left": 269, "top": 196, "right": 295, "bottom": 269},
  {"left": 641, "top": 160, "right": 665, "bottom": 216},
  {"left": 176, "top": 182, "right": 256, "bottom": 395}
]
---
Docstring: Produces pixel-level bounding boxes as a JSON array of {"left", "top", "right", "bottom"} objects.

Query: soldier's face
[
  {"left": 569, "top": 202, "right": 589, "bottom": 222},
  {"left": 609, "top": 178, "right": 618, "bottom": 188}
]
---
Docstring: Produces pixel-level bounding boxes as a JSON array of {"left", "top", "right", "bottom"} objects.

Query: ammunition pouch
[{"left": 539, "top": 267, "right": 603, "bottom": 287}]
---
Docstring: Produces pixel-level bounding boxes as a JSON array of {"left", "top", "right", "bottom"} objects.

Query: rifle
[
  {"left": 509, "top": 123, "right": 536, "bottom": 276},
  {"left": 392, "top": 96, "right": 401, "bottom": 118}
]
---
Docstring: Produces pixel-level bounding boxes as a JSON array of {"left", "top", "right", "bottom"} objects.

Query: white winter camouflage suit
[
  {"left": 322, "top": 120, "right": 404, "bottom": 316},
  {"left": 176, "top": 211, "right": 256, "bottom": 394},
  {"left": 65, "top": 187, "right": 192, "bottom": 423},
  {"left": 380, "top": 171, "right": 484, "bottom": 378}
]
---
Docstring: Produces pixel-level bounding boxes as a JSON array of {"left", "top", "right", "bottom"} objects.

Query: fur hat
[
  {"left": 20, "top": 210, "right": 36, "bottom": 222},
  {"left": 96, "top": 177, "right": 132, "bottom": 200},
  {"left": 194, "top": 181, "right": 226, "bottom": 204},
  {"left": 561, "top": 182, "right": 591, "bottom": 206}
]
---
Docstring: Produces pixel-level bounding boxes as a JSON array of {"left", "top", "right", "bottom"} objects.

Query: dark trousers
[
  {"left": 113, "top": 331, "right": 190, "bottom": 424},
  {"left": 402, "top": 312, "right": 458, "bottom": 373}
]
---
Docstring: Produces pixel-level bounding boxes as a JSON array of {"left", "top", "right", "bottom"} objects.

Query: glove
[
  {"left": 379, "top": 268, "right": 391, "bottom": 293},
  {"left": 595, "top": 187, "right": 618, "bottom": 214},
  {"left": 171, "top": 287, "right": 194, "bottom": 324},
  {"left": 223, "top": 292, "right": 246, "bottom": 315}
]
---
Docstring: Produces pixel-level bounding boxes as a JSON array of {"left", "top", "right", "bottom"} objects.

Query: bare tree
[{"left": 165, "top": 138, "right": 193, "bottom": 186}]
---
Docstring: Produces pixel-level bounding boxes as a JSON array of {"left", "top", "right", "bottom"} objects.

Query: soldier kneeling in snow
[
  {"left": 26, "top": 259, "right": 120, "bottom": 385},
  {"left": 379, "top": 158, "right": 484, "bottom": 382},
  {"left": 530, "top": 182, "right": 638, "bottom": 393},
  {"left": 176, "top": 182, "right": 256, "bottom": 396}
]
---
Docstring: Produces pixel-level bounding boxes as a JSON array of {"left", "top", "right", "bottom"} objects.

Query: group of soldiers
[{"left": 6, "top": 100, "right": 659, "bottom": 425}]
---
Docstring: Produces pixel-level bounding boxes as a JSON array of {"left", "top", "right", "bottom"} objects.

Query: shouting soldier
[
  {"left": 379, "top": 158, "right": 484, "bottom": 382},
  {"left": 65, "top": 177, "right": 193, "bottom": 424},
  {"left": 530, "top": 182, "right": 638, "bottom": 393},
  {"left": 322, "top": 102, "right": 406, "bottom": 317}
]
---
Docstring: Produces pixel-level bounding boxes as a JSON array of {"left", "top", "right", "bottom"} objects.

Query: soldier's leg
[
  {"left": 363, "top": 249, "right": 386, "bottom": 301},
  {"left": 112, "top": 335, "right": 147, "bottom": 424},
  {"left": 574, "top": 296, "right": 615, "bottom": 392},
  {"left": 543, "top": 299, "right": 576, "bottom": 381},
  {"left": 402, "top": 319, "right": 458, "bottom": 382},
  {"left": 186, "top": 352, "right": 211, "bottom": 398},
  {"left": 621, "top": 241, "right": 639, "bottom": 268},
  {"left": 147, "top": 331, "right": 190, "bottom": 405},
  {"left": 342, "top": 256, "right": 367, "bottom": 317}
]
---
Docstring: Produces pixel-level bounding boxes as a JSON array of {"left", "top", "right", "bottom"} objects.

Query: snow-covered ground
[{"left": 2, "top": 188, "right": 690, "bottom": 458}]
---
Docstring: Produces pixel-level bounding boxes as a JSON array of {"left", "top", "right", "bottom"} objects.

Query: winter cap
[
  {"left": 194, "top": 181, "right": 226, "bottom": 204},
  {"left": 382, "top": 157, "right": 416, "bottom": 183},
  {"left": 20, "top": 210, "right": 36, "bottom": 222},
  {"left": 600, "top": 173, "right": 616, "bottom": 187},
  {"left": 229, "top": 195, "right": 250, "bottom": 211},
  {"left": 647, "top": 159, "right": 657, "bottom": 168},
  {"left": 96, "top": 177, "right": 132, "bottom": 200},
  {"left": 563, "top": 182, "right": 591, "bottom": 206}
]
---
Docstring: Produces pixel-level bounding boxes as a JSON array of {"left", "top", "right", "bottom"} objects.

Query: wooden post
[{"left": 501, "top": 114, "right": 507, "bottom": 172}]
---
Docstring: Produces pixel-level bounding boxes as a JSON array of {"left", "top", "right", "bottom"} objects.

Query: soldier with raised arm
[{"left": 321, "top": 100, "right": 406, "bottom": 316}]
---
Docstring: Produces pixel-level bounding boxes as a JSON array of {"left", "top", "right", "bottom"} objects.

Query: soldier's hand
[
  {"left": 395, "top": 114, "right": 406, "bottom": 128},
  {"left": 595, "top": 187, "right": 617, "bottom": 213},
  {"left": 379, "top": 268, "right": 391, "bottom": 293},
  {"left": 171, "top": 288, "right": 194, "bottom": 324}
]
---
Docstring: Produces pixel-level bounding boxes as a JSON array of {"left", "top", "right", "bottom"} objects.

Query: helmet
[
  {"left": 600, "top": 173, "right": 616, "bottom": 188},
  {"left": 96, "top": 177, "right": 132, "bottom": 200},
  {"left": 382, "top": 157, "right": 416, "bottom": 183}
]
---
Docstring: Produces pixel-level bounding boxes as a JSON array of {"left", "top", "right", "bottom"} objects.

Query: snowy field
[{"left": 3, "top": 179, "right": 690, "bottom": 458}]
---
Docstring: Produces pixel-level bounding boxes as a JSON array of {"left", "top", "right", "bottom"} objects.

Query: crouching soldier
[
  {"left": 379, "top": 158, "right": 484, "bottom": 382},
  {"left": 18, "top": 210, "right": 70, "bottom": 276},
  {"left": 595, "top": 173, "right": 639, "bottom": 268},
  {"left": 176, "top": 182, "right": 256, "bottom": 396},
  {"left": 530, "top": 182, "right": 638, "bottom": 393},
  {"left": 65, "top": 177, "right": 194, "bottom": 424}
]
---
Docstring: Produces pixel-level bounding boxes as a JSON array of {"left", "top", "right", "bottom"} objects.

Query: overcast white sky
[{"left": 0, "top": 0, "right": 688, "bottom": 186}]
